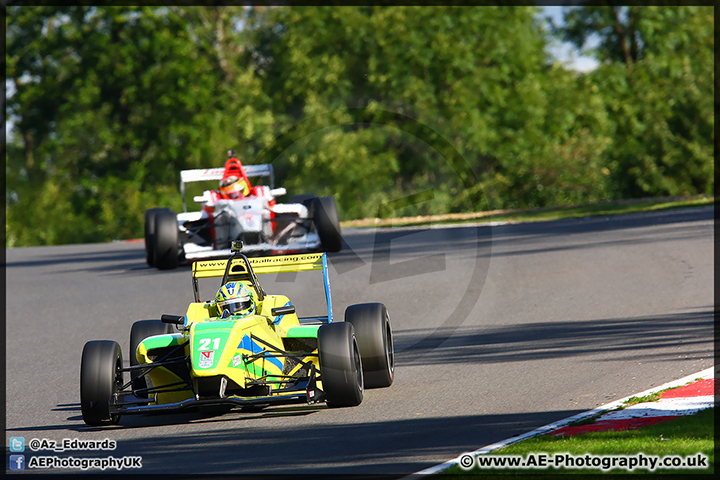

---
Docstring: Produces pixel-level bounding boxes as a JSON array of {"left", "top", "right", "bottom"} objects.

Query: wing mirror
[
  {"left": 193, "top": 191, "right": 212, "bottom": 204},
  {"left": 269, "top": 187, "right": 287, "bottom": 197},
  {"left": 161, "top": 314, "right": 185, "bottom": 325},
  {"left": 271, "top": 305, "right": 296, "bottom": 316}
]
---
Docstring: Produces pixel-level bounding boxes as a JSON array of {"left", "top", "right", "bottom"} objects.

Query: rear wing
[
  {"left": 192, "top": 252, "right": 333, "bottom": 322},
  {"left": 179, "top": 164, "right": 275, "bottom": 211},
  {"left": 249, "top": 253, "right": 325, "bottom": 275},
  {"left": 192, "top": 253, "right": 324, "bottom": 279}
]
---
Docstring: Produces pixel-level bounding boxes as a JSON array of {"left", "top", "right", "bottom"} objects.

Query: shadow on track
[
  {"left": 6, "top": 408, "right": 586, "bottom": 475},
  {"left": 393, "top": 308, "right": 714, "bottom": 366}
]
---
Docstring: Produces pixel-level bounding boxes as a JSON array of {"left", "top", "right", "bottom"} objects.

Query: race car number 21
[{"left": 198, "top": 338, "right": 221, "bottom": 350}]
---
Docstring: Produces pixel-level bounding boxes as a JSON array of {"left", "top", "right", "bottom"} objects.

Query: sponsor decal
[
  {"left": 232, "top": 354, "right": 244, "bottom": 367},
  {"left": 249, "top": 253, "right": 322, "bottom": 265},
  {"left": 198, "top": 350, "right": 214, "bottom": 368},
  {"left": 198, "top": 261, "right": 225, "bottom": 268}
]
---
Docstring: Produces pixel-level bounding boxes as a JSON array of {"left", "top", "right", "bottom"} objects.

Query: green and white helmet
[{"left": 215, "top": 282, "right": 256, "bottom": 318}]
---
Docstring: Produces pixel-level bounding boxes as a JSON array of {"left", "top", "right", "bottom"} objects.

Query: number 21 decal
[{"left": 198, "top": 338, "right": 221, "bottom": 350}]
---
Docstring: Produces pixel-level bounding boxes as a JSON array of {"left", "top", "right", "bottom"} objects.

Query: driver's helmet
[
  {"left": 219, "top": 175, "right": 249, "bottom": 199},
  {"left": 215, "top": 282, "right": 256, "bottom": 318}
]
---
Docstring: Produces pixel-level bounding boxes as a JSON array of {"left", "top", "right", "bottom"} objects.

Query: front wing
[
  {"left": 115, "top": 330, "right": 326, "bottom": 416},
  {"left": 114, "top": 379, "right": 325, "bottom": 415}
]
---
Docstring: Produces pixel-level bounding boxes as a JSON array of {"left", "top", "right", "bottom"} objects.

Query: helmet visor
[{"left": 219, "top": 296, "right": 253, "bottom": 316}]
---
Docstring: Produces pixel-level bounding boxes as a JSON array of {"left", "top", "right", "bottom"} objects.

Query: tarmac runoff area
[{"left": 408, "top": 367, "right": 715, "bottom": 476}]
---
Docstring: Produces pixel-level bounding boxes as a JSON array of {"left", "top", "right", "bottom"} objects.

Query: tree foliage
[
  {"left": 6, "top": 6, "right": 713, "bottom": 246},
  {"left": 558, "top": 5, "right": 714, "bottom": 197}
]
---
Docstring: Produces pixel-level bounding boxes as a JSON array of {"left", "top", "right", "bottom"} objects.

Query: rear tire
[
  {"left": 153, "top": 209, "right": 179, "bottom": 269},
  {"left": 313, "top": 196, "right": 342, "bottom": 252},
  {"left": 80, "top": 341, "right": 123, "bottom": 426},
  {"left": 130, "top": 320, "right": 174, "bottom": 398},
  {"left": 345, "top": 303, "right": 394, "bottom": 388},
  {"left": 318, "top": 322, "right": 363, "bottom": 407}
]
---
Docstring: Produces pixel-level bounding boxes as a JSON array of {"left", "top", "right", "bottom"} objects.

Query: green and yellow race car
[{"left": 80, "top": 241, "right": 394, "bottom": 426}]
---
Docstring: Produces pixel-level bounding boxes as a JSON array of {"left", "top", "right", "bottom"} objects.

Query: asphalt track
[{"left": 5, "top": 206, "right": 714, "bottom": 475}]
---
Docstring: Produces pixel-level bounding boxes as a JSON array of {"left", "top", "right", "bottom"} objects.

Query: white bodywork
[{"left": 177, "top": 164, "right": 320, "bottom": 261}]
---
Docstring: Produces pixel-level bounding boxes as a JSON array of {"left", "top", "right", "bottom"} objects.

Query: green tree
[
  {"left": 9, "top": 6, "right": 708, "bottom": 247},
  {"left": 246, "top": 6, "right": 612, "bottom": 216},
  {"left": 558, "top": 5, "right": 714, "bottom": 197},
  {"left": 7, "top": 6, "right": 230, "bottom": 245}
]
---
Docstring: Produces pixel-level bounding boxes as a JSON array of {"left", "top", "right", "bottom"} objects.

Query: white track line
[{"left": 403, "top": 366, "right": 716, "bottom": 477}]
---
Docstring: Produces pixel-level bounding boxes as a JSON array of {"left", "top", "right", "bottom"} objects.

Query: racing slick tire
[
  {"left": 345, "top": 303, "right": 394, "bottom": 388},
  {"left": 318, "top": 322, "right": 363, "bottom": 408},
  {"left": 313, "top": 196, "right": 342, "bottom": 253},
  {"left": 153, "top": 208, "right": 179, "bottom": 269},
  {"left": 80, "top": 340, "right": 123, "bottom": 426},
  {"left": 130, "top": 320, "right": 174, "bottom": 398},
  {"left": 144, "top": 208, "right": 163, "bottom": 267}
]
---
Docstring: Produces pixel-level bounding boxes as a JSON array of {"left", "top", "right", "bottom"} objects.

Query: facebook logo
[
  {"left": 9, "top": 437, "right": 25, "bottom": 452},
  {"left": 9, "top": 455, "right": 25, "bottom": 470}
]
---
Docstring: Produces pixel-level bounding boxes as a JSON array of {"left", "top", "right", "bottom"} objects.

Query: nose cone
[{"left": 190, "top": 321, "right": 235, "bottom": 376}]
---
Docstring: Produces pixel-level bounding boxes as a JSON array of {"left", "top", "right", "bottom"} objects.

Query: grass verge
[
  {"left": 443, "top": 407, "right": 713, "bottom": 476},
  {"left": 340, "top": 195, "right": 714, "bottom": 229}
]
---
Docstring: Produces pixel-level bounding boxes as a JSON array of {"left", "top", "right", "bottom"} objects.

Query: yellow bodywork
[{"left": 135, "top": 253, "right": 325, "bottom": 405}]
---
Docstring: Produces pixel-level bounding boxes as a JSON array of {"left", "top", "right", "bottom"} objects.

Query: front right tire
[{"left": 345, "top": 303, "right": 394, "bottom": 388}]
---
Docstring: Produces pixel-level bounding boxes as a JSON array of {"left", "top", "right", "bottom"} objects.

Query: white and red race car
[{"left": 144, "top": 157, "right": 342, "bottom": 269}]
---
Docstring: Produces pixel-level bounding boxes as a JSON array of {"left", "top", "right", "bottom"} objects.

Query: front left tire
[
  {"left": 80, "top": 340, "right": 123, "bottom": 426},
  {"left": 318, "top": 322, "right": 364, "bottom": 407}
]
